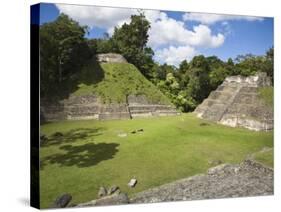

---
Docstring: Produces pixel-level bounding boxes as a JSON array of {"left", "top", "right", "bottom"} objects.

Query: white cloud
[
  {"left": 155, "top": 45, "right": 196, "bottom": 66},
  {"left": 56, "top": 4, "right": 137, "bottom": 29},
  {"left": 182, "top": 12, "right": 264, "bottom": 25},
  {"left": 189, "top": 25, "right": 225, "bottom": 48},
  {"left": 147, "top": 15, "right": 225, "bottom": 48},
  {"left": 148, "top": 18, "right": 225, "bottom": 48},
  {"left": 55, "top": 4, "right": 166, "bottom": 35},
  {"left": 55, "top": 4, "right": 226, "bottom": 65},
  {"left": 55, "top": 4, "right": 224, "bottom": 48}
]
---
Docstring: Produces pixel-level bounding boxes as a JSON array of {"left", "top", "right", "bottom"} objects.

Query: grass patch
[
  {"left": 40, "top": 113, "right": 273, "bottom": 208},
  {"left": 258, "top": 86, "right": 273, "bottom": 108},
  {"left": 253, "top": 148, "right": 273, "bottom": 167},
  {"left": 73, "top": 62, "right": 170, "bottom": 104}
]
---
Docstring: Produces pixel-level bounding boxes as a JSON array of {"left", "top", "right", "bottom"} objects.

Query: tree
[
  {"left": 234, "top": 49, "right": 273, "bottom": 80},
  {"left": 187, "top": 56, "right": 212, "bottom": 102},
  {"left": 209, "top": 66, "right": 229, "bottom": 89},
  {"left": 40, "top": 14, "right": 91, "bottom": 98},
  {"left": 190, "top": 55, "right": 209, "bottom": 72},
  {"left": 235, "top": 54, "right": 262, "bottom": 76},
  {"left": 177, "top": 60, "right": 190, "bottom": 89},
  {"left": 178, "top": 60, "right": 189, "bottom": 74},
  {"left": 110, "top": 13, "right": 154, "bottom": 78},
  {"left": 88, "top": 38, "right": 114, "bottom": 54},
  {"left": 265, "top": 47, "right": 274, "bottom": 83}
]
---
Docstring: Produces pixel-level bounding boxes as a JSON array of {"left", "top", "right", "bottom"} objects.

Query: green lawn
[
  {"left": 253, "top": 148, "right": 273, "bottom": 167},
  {"left": 40, "top": 113, "right": 273, "bottom": 208}
]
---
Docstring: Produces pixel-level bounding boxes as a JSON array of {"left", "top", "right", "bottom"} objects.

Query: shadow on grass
[
  {"left": 40, "top": 127, "right": 120, "bottom": 169},
  {"left": 41, "top": 127, "right": 104, "bottom": 147},
  {"left": 41, "top": 142, "right": 119, "bottom": 169}
]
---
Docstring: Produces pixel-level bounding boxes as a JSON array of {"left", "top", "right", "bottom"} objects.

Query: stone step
[
  {"left": 130, "top": 110, "right": 154, "bottom": 114},
  {"left": 232, "top": 93, "right": 258, "bottom": 104},
  {"left": 208, "top": 91, "right": 235, "bottom": 102},
  {"left": 200, "top": 99, "right": 222, "bottom": 108},
  {"left": 66, "top": 105, "right": 100, "bottom": 112},
  {"left": 224, "top": 103, "right": 273, "bottom": 119},
  {"left": 202, "top": 103, "right": 227, "bottom": 122},
  {"left": 98, "top": 113, "right": 131, "bottom": 120},
  {"left": 130, "top": 109, "right": 178, "bottom": 114},
  {"left": 129, "top": 105, "right": 174, "bottom": 109},
  {"left": 239, "top": 87, "right": 258, "bottom": 93},
  {"left": 154, "top": 110, "right": 179, "bottom": 114},
  {"left": 216, "top": 85, "right": 240, "bottom": 93}
]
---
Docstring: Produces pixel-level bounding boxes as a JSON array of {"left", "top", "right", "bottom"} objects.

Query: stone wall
[
  {"left": 223, "top": 72, "right": 271, "bottom": 87},
  {"left": 41, "top": 53, "right": 180, "bottom": 122},
  {"left": 194, "top": 72, "right": 273, "bottom": 131},
  {"left": 127, "top": 95, "right": 179, "bottom": 118},
  {"left": 97, "top": 53, "right": 127, "bottom": 63},
  {"left": 130, "top": 160, "right": 273, "bottom": 203},
  {"left": 41, "top": 94, "right": 179, "bottom": 122},
  {"left": 69, "top": 159, "right": 272, "bottom": 207}
]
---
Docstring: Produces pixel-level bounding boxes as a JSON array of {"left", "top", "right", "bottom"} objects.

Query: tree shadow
[
  {"left": 59, "top": 56, "right": 105, "bottom": 99},
  {"left": 41, "top": 142, "right": 119, "bottom": 169},
  {"left": 40, "top": 56, "right": 105, "bottom": 105},
  {"left": 41, "top": 127, "right": 104, "bottom": 147},
  {"left": 77, "top": 56, "right": 104, "bottom": 86}
]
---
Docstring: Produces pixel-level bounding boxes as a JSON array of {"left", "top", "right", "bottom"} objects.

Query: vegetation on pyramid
[
  {"left": 73, "top": 59, "right": 171, "bottom": 105},
  {"left": 40, "top": 54, "right": 178, "bottom": 122},
  {"left": 39, "top": 13, "right": 273, "bottom": 122}
]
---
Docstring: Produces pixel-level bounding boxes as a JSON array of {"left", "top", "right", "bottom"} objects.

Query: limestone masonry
[
  {"left": 41, "top": 95, "right": 179, "bottom": 122},
  {"left": 130, "top": 160, "right": 273, "bottom": 203},
  {"left": 194, "top": 72, "right": 273, "bottom": 131},
  {"left": 41, "top": 53, "right": 179, "bottom": 122},
  {"left": 97, "top": 53, "right": 127, "bottom": 63},
  {"left": 73, "top": 159, "right": 273, "bottom": 206}
]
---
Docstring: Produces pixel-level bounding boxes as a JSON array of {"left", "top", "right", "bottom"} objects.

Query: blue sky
[{"left": 39, "top": 3, "right": 273, "bottom": 66}]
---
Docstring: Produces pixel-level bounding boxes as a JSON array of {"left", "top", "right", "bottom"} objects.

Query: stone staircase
[
  {"left": 194, "top": 73, "right": 273, "bottom": 131},
  {"left": 129, "top": 105, "right": 179, "bottom": 118},
  {"left": 195, "top": 84, "right": 242, "bottom": 122}
]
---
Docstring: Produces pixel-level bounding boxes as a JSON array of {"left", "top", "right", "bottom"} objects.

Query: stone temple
[
  {"left": 194, "top": 72, "right": 273, "bottom": 131},
  {"left": 41, "top": 53, "right": 179, "bottom": 122}
]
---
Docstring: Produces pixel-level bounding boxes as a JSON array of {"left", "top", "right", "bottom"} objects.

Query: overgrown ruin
[
  {"left": 194, "top": 72, "right": 273, "bottom": 131},
  {"left": 41, "top": 94, "right": 179, "bottom": 121},
  {"left": 40, "top": 53, "right": 179, "bottom": 122}
]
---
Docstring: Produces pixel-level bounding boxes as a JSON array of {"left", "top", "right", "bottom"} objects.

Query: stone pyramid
[
  {"left": 41, "top": 53, "right": 179, "bottom": 122},
  {"left": 194, "top": 72, "right": 273, "bottom": 131}
]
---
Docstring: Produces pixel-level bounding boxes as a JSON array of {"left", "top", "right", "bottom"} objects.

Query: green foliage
[
  {"left": 110, "top": 13, "right": 155, "bottom": 78},
  {"left": 73, "top": 62, "right": 171, "bottom": 104},
  {"left": 40, "top": 13, "right": 273, "bottom": 114},
  {"left": 265, "top": 47, "right": 274, "bottom": 83},
  {"left": 40, "top": 113, "right": 273, "bottom": 208},
  {"left": 88, "top": 38, "right": 114, "bottom": 54},
  {"left": 209, "top": 66, "right": 229, "bottom": 89},
  {"left": 190, "top": 55, "right": 210, "bottom": 71},
  {"left": 258, "top": 87, "right": 274, "bottom": 108},
  {"left": 151, "top": 48, "right": 273, "bottom": 112},
  {"left": 234, "top": 53, "right": 273, "bottom": 78},
  {"left": 40, "top": 14, "right": 91, "bottom": 99}
]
